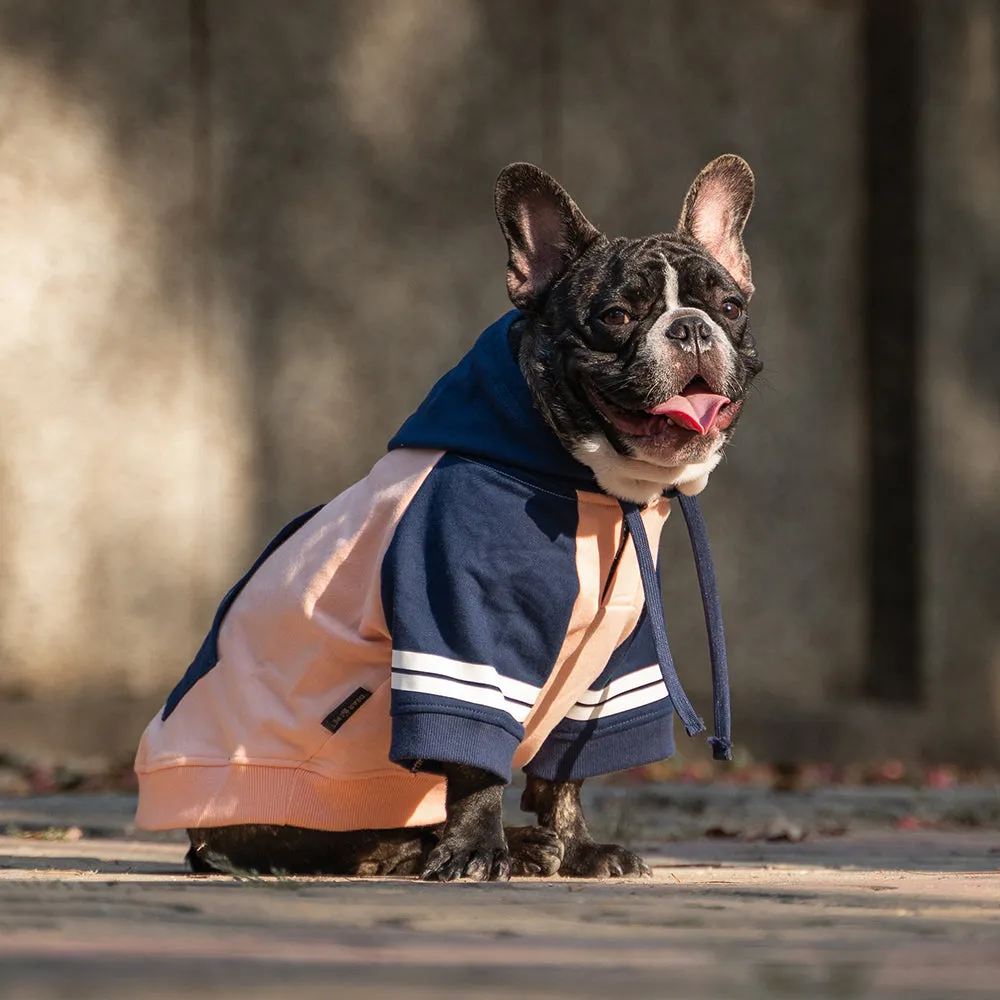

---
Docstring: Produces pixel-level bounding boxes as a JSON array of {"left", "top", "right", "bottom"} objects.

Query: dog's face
[{"left": 495, "top": 157, "right": 762, "bottom": 503}]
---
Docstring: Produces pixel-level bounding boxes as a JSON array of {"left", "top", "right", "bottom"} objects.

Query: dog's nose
[{"left": 666, "top": 315, "right": 712, "bottom": 343}]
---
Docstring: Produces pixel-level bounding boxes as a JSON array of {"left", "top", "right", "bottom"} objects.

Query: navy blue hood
[{"left": 388, "top": 311, "right": 600, "bottom": 491}]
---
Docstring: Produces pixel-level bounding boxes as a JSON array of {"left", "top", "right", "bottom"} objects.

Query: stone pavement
[{"left": 0, "top": 788, "right": 998, "bottom": 1000}]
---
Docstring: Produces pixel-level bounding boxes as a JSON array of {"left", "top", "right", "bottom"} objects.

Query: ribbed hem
[
  {"left": 134, "top": 763, "right": 446, "bottom": 832},
  {"left": 390, "top": 710, "right": 521, "bottom": 783},
  {"left": 523, "top": 711, "right": 675, "bottom": 782}
]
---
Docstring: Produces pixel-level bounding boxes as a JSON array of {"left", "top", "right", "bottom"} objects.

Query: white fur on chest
[{"left": 573, "top": 436, "right": 723, "bottom": 504}]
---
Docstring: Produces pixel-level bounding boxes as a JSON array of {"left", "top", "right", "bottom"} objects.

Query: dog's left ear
[
  {"left": 678, "top": 155, "right": 755, "bottom": 297},
  {"left": 495, "top": 163, "right": 601, "bottom": 313}
]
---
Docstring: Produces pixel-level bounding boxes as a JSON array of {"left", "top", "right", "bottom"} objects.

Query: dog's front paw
[
  {"left": 505, "top": 825, "right": 564, "bottom": 876},
  {"left": 420, "top": 832, "right": 511, "bottom": 882},
  {"left": 560, "top": 842, "right": 651, "bottom": 879}
]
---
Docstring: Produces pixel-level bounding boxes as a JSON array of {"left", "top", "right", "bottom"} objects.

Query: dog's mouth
[{"left": 587, "top": 378, "right": 737, "bottom": 440}]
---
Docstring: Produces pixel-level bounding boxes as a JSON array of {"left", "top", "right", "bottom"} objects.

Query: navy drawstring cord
[
  {"left": 621, "top": 492, "right": 733, "bottom": 762},
  {"left": 674, "top": 493, "right": 732, "bottom": 761}
]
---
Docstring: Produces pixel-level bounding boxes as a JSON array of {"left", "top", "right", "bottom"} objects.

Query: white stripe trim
[
  {"left": 391, "top": 650, "right": 541, "bottom": 705},
  {"left": 574, "top": 664, "right": 664, "bottom": 706},
  {"left": 563, "top": 680, "right": 668, "bottom": 722},
  {"left": 391, "top": 672, "right": 532, "bottom": 723}
]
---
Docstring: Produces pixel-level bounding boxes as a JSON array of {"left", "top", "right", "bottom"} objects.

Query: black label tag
[{"left": 321, "top": 687, "right": 372, "bottom": 734}]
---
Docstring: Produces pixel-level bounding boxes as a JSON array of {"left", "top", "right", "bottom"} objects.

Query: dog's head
[{"left": 495, "top": 156, "right": 762, "bottom": 503}]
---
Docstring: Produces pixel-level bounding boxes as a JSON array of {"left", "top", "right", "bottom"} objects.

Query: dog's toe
[
  {"left": 462, "top": 851, "right": 491, "bottom": 881},
  {"left": 506, "top": 825, "right": 564, "bottom": 877},
  {"left": 489, "top": 850, "right": 511, "bottom": 882},
  {"left": 420, "top": 844, "right": 462, "bottom": 881}
]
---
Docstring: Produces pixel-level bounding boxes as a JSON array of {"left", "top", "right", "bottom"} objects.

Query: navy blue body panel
[{"left": 381, "top": 454, "right": 581, "bottom": 781}]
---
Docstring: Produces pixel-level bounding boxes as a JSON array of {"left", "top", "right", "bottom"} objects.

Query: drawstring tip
[
  {"left": 708, "top": 736, "right": 733, "bottom": 761},
  {"left": 683, "top": 718, "right": 706, "bottom": 738}
]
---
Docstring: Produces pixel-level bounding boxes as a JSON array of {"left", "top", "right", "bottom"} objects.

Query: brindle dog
[{"left": 188, "top": 156, "right": 760, "bottom": 880}]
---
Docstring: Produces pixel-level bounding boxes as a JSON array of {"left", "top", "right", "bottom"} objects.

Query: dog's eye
[
  {"left": 721, "top": 300, "right": 744, "bottom": 321},
  {"left": 600, "top": 308, "right": 631, "bottom": 326}
]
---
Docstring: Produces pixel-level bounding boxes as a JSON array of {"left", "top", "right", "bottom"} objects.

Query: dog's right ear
[
  {"left": 495, "top": 163, "right": 601, "bottom": 313},
  {"left": 678, "top": 154, "right": 756, "bottom": 297}
]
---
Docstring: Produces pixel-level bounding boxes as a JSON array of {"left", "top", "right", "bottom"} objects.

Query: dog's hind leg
[{"left": 187, "top": 824, "right": 441, "bottom": 877}]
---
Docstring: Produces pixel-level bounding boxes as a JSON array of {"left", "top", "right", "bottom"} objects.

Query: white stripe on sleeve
[
  {"left": 573, "top": 664, "right": 664, "bottom": 706},
  {"left": 390, "top": 649, "right": 540, "bottom": 723},
  {"left": 563, "top": 678, "right": 668, "bottom": 722}
]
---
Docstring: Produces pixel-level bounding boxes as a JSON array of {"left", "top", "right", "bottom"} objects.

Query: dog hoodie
[{"left": 135, "top": 311, "right": 730, "bottom": 832}]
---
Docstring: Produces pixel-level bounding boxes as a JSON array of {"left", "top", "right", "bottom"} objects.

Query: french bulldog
[{"left": 184, "top": 155, "right": 761, "bottom": 881}]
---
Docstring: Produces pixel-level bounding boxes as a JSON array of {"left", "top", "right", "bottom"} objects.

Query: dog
[{"left": 134, "top": 155, "right": 761, "bottom": 881}]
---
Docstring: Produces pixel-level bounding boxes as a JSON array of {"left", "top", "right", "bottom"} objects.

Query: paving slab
[{"left": 0, "top": 793, "right": 998, "bottom": 999}]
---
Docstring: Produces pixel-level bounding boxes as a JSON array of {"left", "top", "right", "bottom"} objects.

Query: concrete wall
[
  {"left": 921, "top": 0, "right": 1000, "bottom": 764},
  {"left": 0, "top": 0, "right": 996, "bottom": 768}
]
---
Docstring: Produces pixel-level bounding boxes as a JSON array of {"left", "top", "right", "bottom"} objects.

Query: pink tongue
[{"left": 648, "top": 388, "right": 730, "bottom": 434}]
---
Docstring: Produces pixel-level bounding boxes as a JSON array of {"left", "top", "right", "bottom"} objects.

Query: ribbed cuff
[
  {"left": 135, "top": 763, "right": 447, "bottom": 831},
  {"left": 524, "top": 711, "right": 675, "bottom": 782},
  {"left": 390, "top": 710, "right": 521, "bottom": 783}
]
